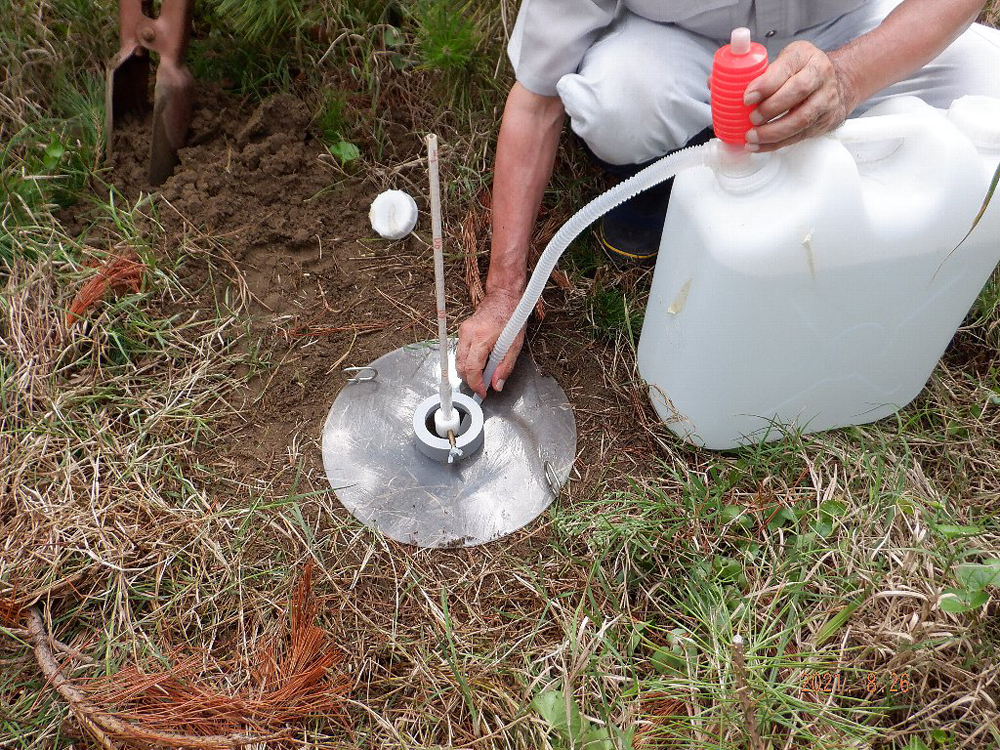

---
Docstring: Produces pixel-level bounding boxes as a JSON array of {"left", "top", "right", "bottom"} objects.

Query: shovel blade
[
  {"left": 148, "top": 62, "right": 194, "bottom": 185},
  {"left": 105, "top": 48, "right": 150, "bottom": 161}
]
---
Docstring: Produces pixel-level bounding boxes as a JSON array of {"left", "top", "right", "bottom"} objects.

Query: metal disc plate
[{"left": 322, "top": 341, "right": 577, "bottom": 547}]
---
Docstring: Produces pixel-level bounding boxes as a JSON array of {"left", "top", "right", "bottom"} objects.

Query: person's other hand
[
  {"left": 456, "top": 290, "right": 524, "bottom": 399},
  {"left": 743, "top": 41, "right": 858, "bottom": 152}
]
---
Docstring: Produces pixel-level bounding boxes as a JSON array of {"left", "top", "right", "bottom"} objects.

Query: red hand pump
[{"left": 711, "top": 28, "right": 769, "bottom": 146}]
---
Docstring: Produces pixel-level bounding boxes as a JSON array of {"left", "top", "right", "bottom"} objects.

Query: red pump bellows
[{"left": 711, "top": 28, "right": 769, "bottom": 146}]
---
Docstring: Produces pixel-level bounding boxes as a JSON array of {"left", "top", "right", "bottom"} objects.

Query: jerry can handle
[
  {"left": 831, "top": 112, "right": 945, "bottom": 168},
  {"left": 832, "top": 113, "right": 926, "bottom": 144}
]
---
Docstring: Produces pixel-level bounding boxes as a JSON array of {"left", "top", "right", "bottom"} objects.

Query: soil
[{"left": 102, "top": 86, "right": 659, "bottom": 541}]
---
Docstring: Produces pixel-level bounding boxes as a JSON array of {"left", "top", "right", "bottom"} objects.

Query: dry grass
[
  {"left": 3, "top": 1, "right": 1000, "bottom": 749},
  {"left": 982, "top": 1, "right": 1000, "bottom": 26}
]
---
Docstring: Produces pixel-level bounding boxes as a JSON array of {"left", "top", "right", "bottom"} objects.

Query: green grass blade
[
  {"left": 932, "top": 159, "right": 999, "bottom": 279},
  {"left": 814, "top": 588, "right": 869, "bottom": 647},
  {"left": 956, "top": 160, "right": 1000, "bottom": 250}
]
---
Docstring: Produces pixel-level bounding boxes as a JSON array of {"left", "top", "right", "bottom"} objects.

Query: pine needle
[{"left": 66, "top": 249, "right": 145, "bottom": 326}]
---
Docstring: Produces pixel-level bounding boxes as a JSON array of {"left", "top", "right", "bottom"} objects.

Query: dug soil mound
[{"left": 106, "top": 87, "right": 657, "bottom": 535}]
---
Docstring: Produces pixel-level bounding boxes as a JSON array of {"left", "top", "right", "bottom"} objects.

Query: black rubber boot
[
  {"left": 596, "top": 178, "right": 674, "bottom": 266},
  {"left": 587, "top": 128, "right": 714, "bottom": 266}
]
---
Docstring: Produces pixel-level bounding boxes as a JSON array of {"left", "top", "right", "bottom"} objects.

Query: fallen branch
[
  {"left": 24, "top": 564, "right": 348, "bottom": 749},
  {"left": 732, "top": 635, "right": 764, "bottom": 750},
  {"left": 27, "top": 607, "right": 268, "bottom": 749}
]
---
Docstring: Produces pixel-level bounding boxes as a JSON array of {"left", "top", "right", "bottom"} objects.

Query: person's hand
[
  {"left": 743, "top": 41, "right": 859, "bottom": 152},
  {"left": 456, "top": 289, "right": 525, "bottom": 399}
]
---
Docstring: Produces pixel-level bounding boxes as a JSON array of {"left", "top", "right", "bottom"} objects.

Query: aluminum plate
[{"left": 322, "top": 341, "right": 576, "bottom": 547}]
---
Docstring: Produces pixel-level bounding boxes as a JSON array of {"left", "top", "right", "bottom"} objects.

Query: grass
[
  {"left": 589, "top": 280, "right": 644, "bottom": 343},
  {"left": 3, "top": 1, "right": 1000, "bottom": 749}
]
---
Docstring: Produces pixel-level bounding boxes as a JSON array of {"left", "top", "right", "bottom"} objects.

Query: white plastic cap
[
  {"left": 434, "top": 405, "right": 462, "bottom": 438},
  {"left": 369, "top": 189, "right": 419, "bottom": 240},
  {"left": 730, "top": 27, "right": 752, "bottom": 55},
  {"left": 947, "top": 95, "right": 1000, "bottom": 151}
]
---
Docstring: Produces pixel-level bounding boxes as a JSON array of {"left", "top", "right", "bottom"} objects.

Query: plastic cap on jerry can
[
  {"left": 947, "top": 95, "right": 1000, "bottom": 151},
  {"left": 711, "top": 28, "right": 769, "bottom": 146}
]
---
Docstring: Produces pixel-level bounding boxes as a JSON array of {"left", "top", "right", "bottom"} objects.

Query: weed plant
[
  {"left": 208, "top": 0, "right": 306, "bottom": 46},
  {"left": 415, "top": 0, "right": 479, "bottom": 75}
]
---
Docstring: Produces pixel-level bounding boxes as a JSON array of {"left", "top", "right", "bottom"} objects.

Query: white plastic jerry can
[{"left": 636, "top": 95, "right": 1000, "bottom": 450}]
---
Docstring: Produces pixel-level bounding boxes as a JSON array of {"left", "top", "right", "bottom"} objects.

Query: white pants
[{"left": 556, "top": 0, "right": 1000, "bottom": 164}]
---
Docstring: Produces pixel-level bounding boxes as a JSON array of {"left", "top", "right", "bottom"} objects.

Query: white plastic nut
[
  {"left": 413, "top": 394, "right": 485, "bottom": 464},
  {"left": 369, "top": 190, "right": 418, "bottom": 240},
  {"left": 434, "top": 405, "right": 462, "bottom": 438}
]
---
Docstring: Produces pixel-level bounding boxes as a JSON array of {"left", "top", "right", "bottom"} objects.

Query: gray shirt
[{"left": 509, "top": 0, "right": 870, "bottom": 95}]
